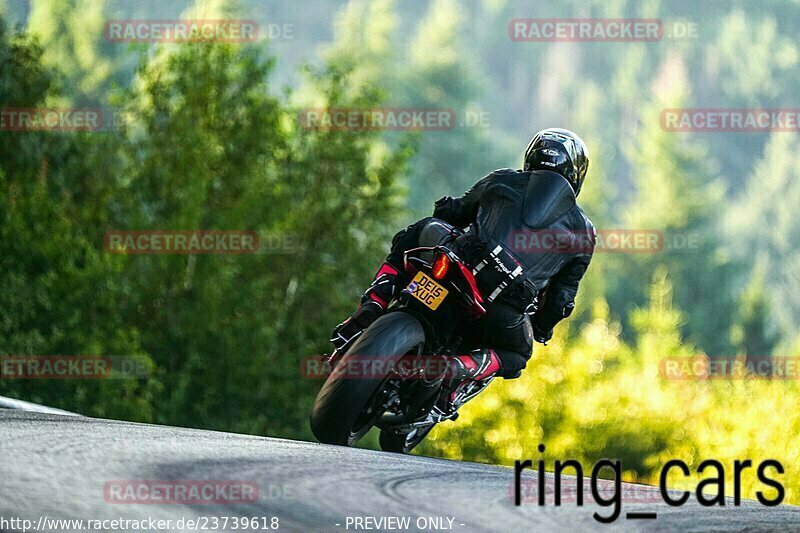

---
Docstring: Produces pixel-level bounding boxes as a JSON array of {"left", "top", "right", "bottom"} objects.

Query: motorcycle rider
[{"left": 331, "top": 128, "right": 595, "bottom": 398}]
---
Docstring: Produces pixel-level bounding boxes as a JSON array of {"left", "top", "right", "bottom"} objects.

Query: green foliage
[
  {"left": 400, "top": 0, "right": 503, "bottom": 213},
  {"left": 607, "top": 82, "right": 739, "bottom": 356},
  {"left": 322, "top": 0, "right": 399, "bottom": 92},
  {"left": 732, "top": 269, "right": 779, "bottom": 360},
  {"left": 0, "top": 22, "right": 159, "bottom": 420},
  {"left": 0, "top": 18, "right": 411, "bottom": 437},
  {"left": 726, "top": 132, "right": 800, "bottom": 345},
  {"left": 713, "top": 10, "right": 799, "bottom": 105},
  {"left": 316, "top": 0, "right": 505, "bottom": 217},
  {"left": 27, "top": 0, "right": 121, "bottom": 104}
]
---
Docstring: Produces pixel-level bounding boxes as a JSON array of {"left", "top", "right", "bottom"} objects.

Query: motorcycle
[{"left": 310, "top": 241, "right": 497, "bottom": 454}]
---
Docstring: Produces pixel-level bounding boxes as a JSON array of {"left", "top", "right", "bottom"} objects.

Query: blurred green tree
[
  {"left": 399, "top": 0, "right": 504, "bottom": 214},
  {"left": 0, "top": 20, "right": 159, "bottom": 420},
  {"left": 726, "top": 132, "right": 800, "bottom": 348},
  {"left": 608, "top": 60, "right": 739, "bottom": 356},
  {"left": 27, "top": 0, "right": 125, "bottom": 105}
]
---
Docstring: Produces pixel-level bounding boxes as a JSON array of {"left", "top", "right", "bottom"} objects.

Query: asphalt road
[{"left": 1, "top": 410, "right": 798, "bottom": 532}]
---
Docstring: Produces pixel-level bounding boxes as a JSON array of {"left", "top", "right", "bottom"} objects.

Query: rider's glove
[
  {"left": 330, "top": 300, "right": 384, "bottom": 352},
  {"left": 330, "top": 318, "right": 362, "bottom": 352},
  {"left": 531, "top": 321, "right": 553, "bottom": 345}
]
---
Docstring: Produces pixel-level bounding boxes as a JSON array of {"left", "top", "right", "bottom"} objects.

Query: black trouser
[{"left": 386, "top": 217, "right": 534, "bottom": 379}]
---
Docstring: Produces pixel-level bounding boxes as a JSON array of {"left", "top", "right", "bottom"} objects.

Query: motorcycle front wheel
[{"left": 310, "top": 311, "right": 425, "bottom": 447}]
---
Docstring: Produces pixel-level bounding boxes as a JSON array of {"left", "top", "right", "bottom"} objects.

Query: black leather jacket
[{"left": 433, "top": 168, "right": 595, "bottom": 337}]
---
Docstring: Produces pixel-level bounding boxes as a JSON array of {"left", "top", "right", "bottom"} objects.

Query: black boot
[
  {"left": 447, "top": 349, "right": 502, "bottom": 382},
  {"left": 436, "top": 349, "right": 502, "bottom": 413},
  {"left": 330, "top": 262, "right": 403, "bottom": 354}
]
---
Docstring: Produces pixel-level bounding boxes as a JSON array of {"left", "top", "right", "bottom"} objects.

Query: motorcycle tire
[{"left": 310, "top": 311, "right": 425, "bottom": 446}]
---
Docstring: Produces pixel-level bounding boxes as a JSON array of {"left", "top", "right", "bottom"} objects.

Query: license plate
[{"left": 405, "top": 272, "right": 449, "bottom": 310}]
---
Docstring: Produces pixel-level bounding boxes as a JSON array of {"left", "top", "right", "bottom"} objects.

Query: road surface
[{"left": 1, "top": 410, "right": 797, "bottom": 532}]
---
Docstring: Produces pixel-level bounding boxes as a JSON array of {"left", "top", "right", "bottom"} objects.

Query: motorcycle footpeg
[{"left": 430, "top": 405, "right": 460, "bottom": 423}]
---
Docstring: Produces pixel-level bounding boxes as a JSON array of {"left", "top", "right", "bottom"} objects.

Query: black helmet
[{"left": 524, "top": 128, "right": 589, "bottom": 196}]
